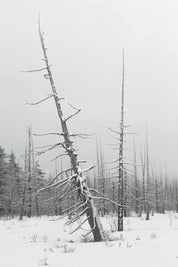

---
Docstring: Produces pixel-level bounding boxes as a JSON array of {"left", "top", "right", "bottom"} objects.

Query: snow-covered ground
[{"left": 1, "top": 213, "right": 178, "bottom": 267}]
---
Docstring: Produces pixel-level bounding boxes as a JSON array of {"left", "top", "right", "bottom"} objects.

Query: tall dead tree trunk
[
  {"left": 31, "top": 135, "right": 40, "bottom": 217},
  {"left": 139, "top": 150, "right": 146, "bottom": 217},
  {"left": 133, "top": 141, "right": 139, "bottom": 215},
  {"left": 20, "top": 147, "right": 27, "bottom": 220},
  {"left": 96, "top": 135, "right": 106, "bottom": 216},
  {"left": 38, "top": 22, "right": 105, "bottom": 241},
  {"left": 145, "top": 132, "right": 150, "bottom": 220},
  {"left": 155, "top": 178, "right": 159, "bottom": 213},
  {"left": 27, "top": 127, "right": 32, "bottom": 217},
  {"left": 118, "top": 49, "right": 125, "bottom": 231},
  {"left": 123, "top": 171, "right": 128, "bottom": 217}
]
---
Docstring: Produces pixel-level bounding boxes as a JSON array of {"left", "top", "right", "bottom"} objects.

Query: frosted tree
[
  {"left": 6, "top": 152, "right": 22, "bottom": 217},
  {"left": 23, "top": 21, "right": 106, "bottom": 241},
  {"left": 108, "top": 50, "right": 126, "bottom": 231},
  {"left": 117, "top": 50, "right": 125, "bottom": 231}
]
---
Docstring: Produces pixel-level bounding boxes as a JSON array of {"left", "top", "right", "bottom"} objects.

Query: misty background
[{"left": 1, "top": 0, "right": 178, "bottom": 177}]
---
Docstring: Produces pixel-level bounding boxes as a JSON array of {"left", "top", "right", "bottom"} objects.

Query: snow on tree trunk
[{"left": 38, "top": 22, "right": 106, "bottom": 241}]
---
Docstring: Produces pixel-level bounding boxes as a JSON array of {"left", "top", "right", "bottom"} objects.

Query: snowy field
[{"left": 1, "top": 213, "right": 178, "bottom": 267}]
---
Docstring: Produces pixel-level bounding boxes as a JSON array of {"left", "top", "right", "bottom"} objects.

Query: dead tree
[
  {"left": 155, "top": 177, "right": 159, "bottom": 213},
  {"left": 24, "top": 21, "right": 106, "bottom": 241},
  {"left": 107, "top": 50, "right": 126, "bottom": 230},
  {"left": 27, "top": 127, "right": 32, "bottom": 217},
  {"left": 145, "top": 132, "right": 150, "bottom": 220},
  {"left": 123, "top": 170, "right": 128, "bottom": 217},
  {"left": 96, "top": 135, "right": 106, "bottom": 216},
  {"left": 117, "top": 49, "right": 125, "bottom": 231},
  {"left": 19, "top": 148, "right": 27, "bottom": 220},
  {"left": 133, "top": 141, "right": 139, "bottom": 215},
  {"left": 139, "top": 150, "right": 146, "bottom": 217}
]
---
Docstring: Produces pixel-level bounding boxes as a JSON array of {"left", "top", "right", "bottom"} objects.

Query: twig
[
  {"left": 79, "top": 165, "right": 95, "bottom": 174},
  {"left": 70, "top": 217, "right": 89, "bottom": 234},
  {"left": 25, "top": 94, "right": 54, "bottom": 105},
  {"left": 89, "top": 189, "right": 124, "bottom": 207},
  {"left": 51, "top": 153, "right": 68, "bottom": 161},
  {"left": 65, "top": 109, "right": 81, "bottom": 122},
  {"left": 21, "top": 66, "right": 51, "bottom": 73}
]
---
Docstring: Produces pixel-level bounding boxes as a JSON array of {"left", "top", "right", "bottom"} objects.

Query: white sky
[{"left": 1, "top": 0, "right": 178, "bottom": 177}]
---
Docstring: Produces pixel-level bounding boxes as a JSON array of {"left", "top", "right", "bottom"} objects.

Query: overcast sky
[{"left": 1, "top": 0, "right": 178, "bottom": 177}]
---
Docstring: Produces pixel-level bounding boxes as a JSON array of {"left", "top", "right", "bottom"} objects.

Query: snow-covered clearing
[{"left": 0, "top": 213, "right": 178, "bottom": 267}]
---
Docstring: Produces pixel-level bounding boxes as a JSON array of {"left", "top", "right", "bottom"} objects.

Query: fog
[{"left": 1, "top": 0, "right": 178, "bottom": 177}]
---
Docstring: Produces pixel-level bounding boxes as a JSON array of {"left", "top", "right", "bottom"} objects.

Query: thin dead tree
[
  {"left": 123, "top": 170, "right": 128, "bottom": 217},
  {"left": 27, "top": 127, "right": 32, "bottom": 217},
  {"left": 139, "top": 150, "right": 146, "bottom": 217},
  {"left": 31, "top": 132, "right": 40, "bottom": 217},
  {"left": 96, "top": 135, "right": 106, "bottom": 216},
  {"left": 19, "top": 147, "right": 27, "bottom": 220},
  {"left": 24, "top": 20, "right": 106, "bottom": 241},
  {"left": 117, "top": 49, "right": 125, "bottom": 231},
  {"left": 145, "top": 131, "right": 150, "bottom": 220},
  {"left": 107, "top": 49, "right": 126, "bottom": 230},
  {"left": 133, "top": 141, "right": 139, "bottom": 215}
]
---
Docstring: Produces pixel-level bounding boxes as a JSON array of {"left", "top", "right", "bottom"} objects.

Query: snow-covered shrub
[
  {"left": 105, "top": 231, "right": 120, "bottom": 241},
  {"left": 62, "top": 244, "right": 76, "bottom": 253},
  {"left": 41, "top": 235, "right": 48, "bottom": 243},
  {"left": 31, "top": 234, "right": 38, "bottom": 242},
  {"left": 39, "top": 256, "right": 48, "bottom": 266},
  {"left": 81, "top": 235, "right": 93, "bottom": 243},
  {"left": 126, "top": 242, "right": 132, "bottom": 248},
  {"left": 150, "top": 233, "right": 157, "bottom": 239},
  {"left": 105, "top": 242, "right": 114, "bottom": 247},
  {"left": 118, "top": 233, "right": 125, "bottom": 241},
  {"left": 53, "top": 243, "right": 63, "bottom": 249},
  {"left": 49, "top": 247, "right": 54, "bottom": 253},
  {"left": 108, "top": 217, "right": 117, "bottom": 233}
]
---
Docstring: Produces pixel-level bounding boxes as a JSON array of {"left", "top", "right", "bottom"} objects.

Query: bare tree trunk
[
  {"left": 20, "top": 148, "right": 27, "bottom": 220},
  {"left": 133, "top": 142, "right": 139, "bottom": 215},
  {"left": 112, "top": 181, "right": 116, "bottom": 214},
  {"left": 123, "top": 171, "right": 128, "bottom": 217},
  {"left": 97, "top": 136, "right": 106, "bottom": 216},
  {"left": 159, "top": 174, "right": 165, "bottom": 214},
  {"left": 27, "top": 127, "right": 32, "bottom": 218},
  {"left": 31, "top": 136, "right": 40, "bottom": 217},
  {"left": 38, "top": 23, "right": 105, "bottom": 241},
  {"left": 145, "top": 132, "right": 150, "bottom": 220},
  {"left": 139, "top": 151, "right": 146, "bottom": 217},
  {"left": 155, "top": 178, "right": 159, "bottom": 213},
  {"left": 118, "top": 50, "right": 125, "bottom": 231}
]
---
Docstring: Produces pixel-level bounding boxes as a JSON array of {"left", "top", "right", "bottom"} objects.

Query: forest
[{"left": 1, "top": 22, "right": 178, "bottom": 242}]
